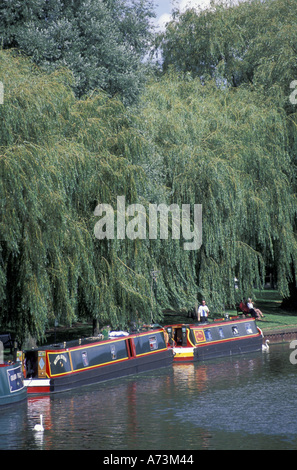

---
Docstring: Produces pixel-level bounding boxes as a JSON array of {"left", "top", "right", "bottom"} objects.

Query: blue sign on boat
[
  {"left": 7, "top": 365, "right": 25, "bottom": 393},
  {"left": 0, "top": 363, "right": 27, "bottom": 406}
]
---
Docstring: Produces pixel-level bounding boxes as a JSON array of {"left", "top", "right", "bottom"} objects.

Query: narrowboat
[
  {"left": 23, "top": 327, "right": 173, "bottom": 394},
  {"left": 164, "top": 318, "right": 263, "bottom": 362},
  {"left": 0, "top": 362, "right": 27, "bottom": 406}
]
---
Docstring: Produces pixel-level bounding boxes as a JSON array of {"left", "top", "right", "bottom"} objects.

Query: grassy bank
[
  {"left": 251, "top": 290, "right": 297, "bottom": 334},
  {"left": 45, "top": 290, "right": 297, "bottom": 341},
  {"left": 162, "top": 290, "right": 297, "bottom": 335}
]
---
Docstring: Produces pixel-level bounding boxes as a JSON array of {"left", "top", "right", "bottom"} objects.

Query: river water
[{"left": 1, "top": 342, "right": 297, "bottom": 451}]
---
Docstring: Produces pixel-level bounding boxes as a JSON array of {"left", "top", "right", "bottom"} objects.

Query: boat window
[
  {"left": 149, "top": 336, "right": 158, "bottom": 350},
  {"left": 219, "top": 328, "right": 224, "bottom": 338},
  {"left": 232, "top": 326, "right": 239, "bottom": 336},
  {"left": 82, "top": 351, "right": 89, "bottom": 367},
  {"left": 110, "top": 344, "right": 117, "bottom": 360},
  {"left": 245, "top": 323, "right": 253, "bottom": 334},
  {"left": 205, "top": 330, "right": 212, "bottom": 341}
]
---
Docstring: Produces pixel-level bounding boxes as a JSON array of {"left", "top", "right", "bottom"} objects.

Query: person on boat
[
  {"left": 247, "top": 298, "right": 264, "bottom": 320},
  {"left": 198, "top": 300, "right": 209, "bottom": 323}
]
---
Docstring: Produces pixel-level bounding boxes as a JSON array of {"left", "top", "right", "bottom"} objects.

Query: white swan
[
  {"left": 262, "top": 339, "right": 270, "bottom": 351},
  {"left": 34, "top": 414, "right": 44, "bottom": 432}
]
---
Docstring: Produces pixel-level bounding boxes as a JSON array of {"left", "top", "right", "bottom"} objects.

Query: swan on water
[
  {"left": 34, "top": 414, "right": 44, "bottom": 432},
  {"left": 262, "top": 339, "right": 270, "bottom": 351}
]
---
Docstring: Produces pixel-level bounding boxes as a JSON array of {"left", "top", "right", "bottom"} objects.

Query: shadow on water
[{"left": 1, "top": 343, "right": 297, "bottom": 450}]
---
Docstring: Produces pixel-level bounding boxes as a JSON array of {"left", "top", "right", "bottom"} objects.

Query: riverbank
[
  {"left": 162, "top": 290, "right": 297, "bottom": 344},
  {"left": 44, "top": 290, "right": 297, "bottom": 344},
  {"left": 252, "top": 290, "right": 297, "bottom": 343},
  {"left": 3, "top": 289, "right": 295, "bottom": 356}
]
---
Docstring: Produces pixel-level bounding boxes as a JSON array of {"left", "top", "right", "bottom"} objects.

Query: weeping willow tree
[
  {"left": 0, "top": 51, "right": 199, "bottom": 343},
  {"left": 136, "top": 73, "right": 297, "bottom": 310},
  {"left": 1, "top": 47, "right": 296, "bottom": 342},
  {"left": 0, "top": 51, "right": 145, "bottom": 342}
]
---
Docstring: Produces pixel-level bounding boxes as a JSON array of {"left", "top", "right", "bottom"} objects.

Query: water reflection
[
  {"left": 172, "top": 352, "right": 265, "bottom": 394},
  {"left": 0, "top": 401, "right": 28, "bottom": 449},
  {"left": 1, "top": 343, "right": 297, "bottom": 450}
]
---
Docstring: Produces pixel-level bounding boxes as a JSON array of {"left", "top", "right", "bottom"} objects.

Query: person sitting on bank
[
  {"left": 247, "top": 298, "right": 264, "bottom": 320},
  {"left": 198, "top": 300, "right": 210, "bottom": 323},
  {"left": 239, "top": 299, "right": 250, "bottom": 316}
]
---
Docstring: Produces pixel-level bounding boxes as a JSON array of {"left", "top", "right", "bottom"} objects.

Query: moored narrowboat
[
  {"left": 0, "top": 362, "right": 27, "bottom": 407},
  {"left": 164, "top": 318, "right": 263, "bottom": 362},
  {"left": 23, "top": 327, "right": 173, "bottom": 394}
]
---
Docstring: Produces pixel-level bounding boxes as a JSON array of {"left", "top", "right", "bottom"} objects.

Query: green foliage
[
  {"left": 0, "top": 0, "right": 155, "bottom": 103},
  {"left": 0, "top": 51, "right": 198, "bottom": 343},
  {"left": 153, "top": 0, "right": 297, "bottom": 306},
  {"left": 0, "top": 51, "right": 144, "bottom": 341},
  {"left": 157, "top": 0, "right": 297, "bottom": 103},
  {"left": 0, "top": 51, "right": 75, "bottom": 147},
  {"left": 136, "top": 74, "right": 297, "bottom": 307},
  {"left": 1, "top": 0, "right": 297, "bottom": 342}
]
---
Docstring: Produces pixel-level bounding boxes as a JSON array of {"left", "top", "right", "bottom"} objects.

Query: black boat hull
[
  {"left": 48, "top": 349, "right": 173, "bottom": 393},
  {"left": 193, "top": 334, "right": 263, "bottom": 361}
]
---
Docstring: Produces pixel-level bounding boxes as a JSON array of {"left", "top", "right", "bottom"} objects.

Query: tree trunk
[
  {"left": 92, "top": 319, "right": 100, "bottom": 336},
  {"left": 281, "top": 281, "right": 297, "bottom": 311}
]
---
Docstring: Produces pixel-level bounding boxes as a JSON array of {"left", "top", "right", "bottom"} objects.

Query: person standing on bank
[{"left": 198, "top": 300, "right": 210, "bottom": 323}]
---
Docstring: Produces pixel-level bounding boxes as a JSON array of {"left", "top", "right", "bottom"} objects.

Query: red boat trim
[
  {"left": 24, "top": 378, "right": 51, "bottom": 394},
  {"left": 174, "top": 357, "right": 192, "bottom": 362},
  {"left": 27, "top": 386, "right": 51, "bottom": 394}
]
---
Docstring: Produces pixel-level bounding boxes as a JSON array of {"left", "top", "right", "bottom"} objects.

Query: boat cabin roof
[{"left": 24, "top": 326, "right": 164, "bottom": 353}]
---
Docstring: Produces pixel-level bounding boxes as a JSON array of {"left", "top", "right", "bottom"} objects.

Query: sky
[{"left": 154, "top": 0, "right": 213, "bottom": 30}]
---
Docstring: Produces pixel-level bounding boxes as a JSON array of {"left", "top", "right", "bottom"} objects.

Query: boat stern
[{"left": 173, "top": 347, "right": 195, "bottom": 362}]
